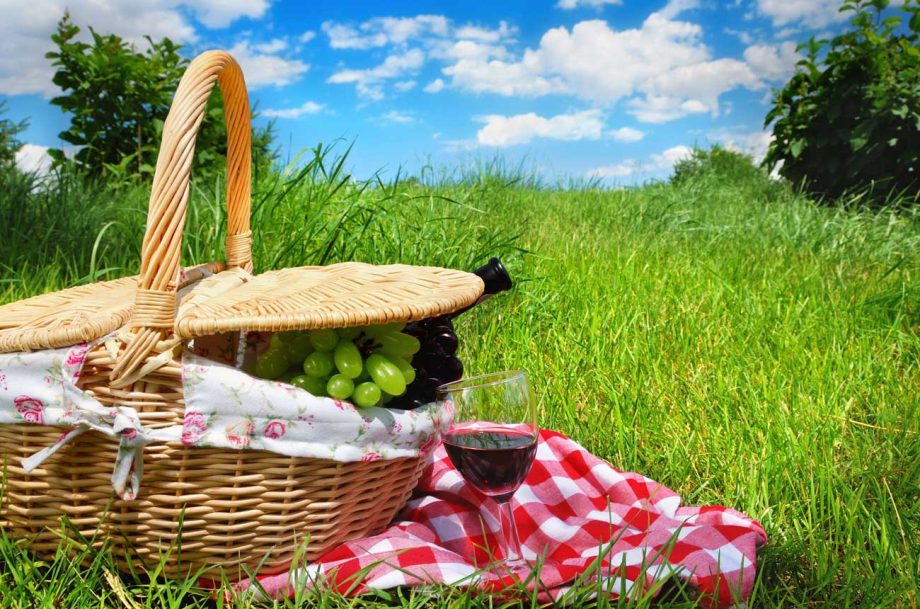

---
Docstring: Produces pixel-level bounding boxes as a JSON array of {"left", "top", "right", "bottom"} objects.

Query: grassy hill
[{"left": 0, "top": 151, "right": 918, "bottom": 607}]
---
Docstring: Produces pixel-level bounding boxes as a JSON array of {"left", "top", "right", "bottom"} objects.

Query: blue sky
[{"left": 2, "top": 0, "right": 853, "bottom": 183}]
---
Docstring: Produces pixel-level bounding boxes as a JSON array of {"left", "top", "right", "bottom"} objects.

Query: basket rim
[{"left": 174, "top": 262, "right": 484, "bottom": 338}]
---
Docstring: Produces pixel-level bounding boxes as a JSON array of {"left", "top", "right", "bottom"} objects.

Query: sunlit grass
[{"left": 0, "top": 149, "right": 917, "bottom": 607}]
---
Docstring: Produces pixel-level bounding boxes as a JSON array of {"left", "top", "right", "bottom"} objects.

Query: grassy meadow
[{"left": 0, "top": 150, "right": 918, "bottom": 607}]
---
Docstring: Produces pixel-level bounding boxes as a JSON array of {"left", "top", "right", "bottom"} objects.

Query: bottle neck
[{"left": 448, "top": 257, "right": 512, "bottom": 320}]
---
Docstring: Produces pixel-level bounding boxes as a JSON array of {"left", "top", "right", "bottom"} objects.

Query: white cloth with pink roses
[{"left": 0, "top": 340, "right": 449, "bottom": 500}]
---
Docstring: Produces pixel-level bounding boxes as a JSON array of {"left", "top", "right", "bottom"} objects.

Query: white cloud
[
  {"left": 227, "top": 41, "right": 310, "bottom": 89},
  {"left": 424, "top": 78, "right": 445, "bottom": 93},
  {"left": 15, "top": 143, "right": 52, "bottom": 175},
  {"left": 587, "top": 159, "right": 639, "bottom": 178},
  {"left": 186, "top": 0, "right": 269, "bottom": 29},
  {"left": 322, "top": 22, "right": 381, "bottom": 49},
  {"left": 626, "top": 95, "right": 709, "bottom": 123},
  {"left": 444, "top": 56, "right": 564, "bottom": 97},
  {"left": 755, "top": 0, "right": 847, "bottom": 29},
  {"left": 261, "top": 101, "right": 324, "bottom": 119},
  {"left": 320, "top": 9, "right": 773, "bottom": 119},
  {"left": 323, "top": 15, "right": 519, "bottom": 100},
  {"left": 652, "top": 144, "right": 693, "bottom": 167},
  {"left": 453, "top": 22, "right": 517, "bottom": 43},
  {"left": 707, "top": 128, "right": 773, "bottom": 163},
  {"left": 557, "top": 0, "right": 622, "bottom": 9},
  {"left": 656, "top": 0, "right": 701, "bottom": 20},
  {"left": 0, "top": 0, "right": 271, "bottom": 97},
  {"left": 639, "top": 57, "right": 760, "bottom": 118},
  {"left": 299, "top": 30, "right": 316, "bottom": 44},
  {"left": 328, "top": 49, "right": 425, "bottom": 100},
  {"left": 322, "top": 15, "right": 449, "bottom": 49},
  {"left": 476, "top": 109, "right": 604, "bottom": 147},
  {"left": 724, "top": 27, "right": 754, "bottom": 45},
  {"left": 395, "top": 80, "right": 417, "bottom": 92},
  {"left": 381, "top": 110, "right": 415, "bottom": 124},
  {"left": 743, "top": 41, "right": 800, "bottom": 81},
  {"left": 441, "top": 9, "right": 762, "bottom": 122},
  {"left": 587, "top": 144, "right": 692, "bottom": 179},
  {"left": 609, "top": 127, "right": 645, "bottom": 143},
  {"left": 253, "top": 38, "right": 288, "bottom": 54}
]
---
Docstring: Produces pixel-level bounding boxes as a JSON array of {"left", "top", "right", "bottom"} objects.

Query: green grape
[
  {"left": 303, "top": 351, "right": 334, "bottom": 378},
  {"left": 269, "top": 333, "right": 287, "bottom": 351},
  {"left": 278, "top": 331, "right": 302, "bottom": 343},
  {"left": 327, "top": 374, "right": 355, "bottom": 400},
  {"left": 366, "top": 354, "right": 407, "bottom": 396},
  {"left": 353, "top": 382, "right": 382, "bottom": 408},
  {"left": 279, "top": 369, "right": 300, "bottom": 384},
  {"left": 292, "top": 374, "right": 327, "bottom": 396},
  {"left": 389, "top": 355, "right": 416, "bottom": 385},
  {"left": 376, "top": 332, "right": 421, "bottom": 358},
  {"left": 381, "top": 393, "right": 394, "bottom": 405},
  {"left": 309, "top": 329, "right": 339, "bottom": 352},
  {"left": 334, "top": 341, "right": 363, "bottom": 379},
  {"left": 366, "top": 322, "right": 406, "bottom": 338},
  {"left": 255, "top": 348, "right": 288, "bottom": 379},
  {"left": 286, "top": 334, "right": 314, "bottom": 361},
  {"left": 337, "top": 327, "right": 363, "bottom": 341},
  {"left": 355, "top": 367, "right": 371, "bottom": 382}
]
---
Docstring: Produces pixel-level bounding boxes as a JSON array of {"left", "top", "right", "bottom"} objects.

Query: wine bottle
[
  {"left": 448, "top": 257, "right": 513, "bottom": 319},
  {"left": 394, "top": 258, "right": 513, "bottom": 409}
]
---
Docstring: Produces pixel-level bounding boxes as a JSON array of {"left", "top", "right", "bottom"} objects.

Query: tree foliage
[
  {"left": 0, "top": 100, "right": 27, "bottom": 170},
  {"left": 672, "top": 146, "right": 768, "bottom": 185},
  {"left": 764, "top": 0, "right": 920, "bottom": 204},
  {"left": 46, "top": 14, "right": 276, "bottom": 181}
]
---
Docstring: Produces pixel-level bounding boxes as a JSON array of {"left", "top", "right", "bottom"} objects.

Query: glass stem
[{"left": 498, "top": 499, "right": 524, "bottom": 565}]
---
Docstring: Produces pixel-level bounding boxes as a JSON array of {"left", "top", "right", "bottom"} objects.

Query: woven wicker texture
[
  {"left": 0, "top": 424, "right": 423, "bottom": 576},
  {"left": 0, "top": 50, "right": 473, "bottom": 576},
  {"left": 175, "top": 263, "right": 484, "bottom": 337},
  {"left": 0, "top": 277, "right": 136, "bottom": 353},
  {"left": 0, "top": 263, "right": 224, "bottom": 354}
]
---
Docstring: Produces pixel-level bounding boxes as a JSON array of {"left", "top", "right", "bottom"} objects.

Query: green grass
[{"left": 0, "top": 150, "right": 918, "bottom": 607}]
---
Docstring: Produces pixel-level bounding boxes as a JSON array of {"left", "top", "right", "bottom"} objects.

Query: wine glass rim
[{"left": 436, "top": 370, "right": 527, "bottom": 395}]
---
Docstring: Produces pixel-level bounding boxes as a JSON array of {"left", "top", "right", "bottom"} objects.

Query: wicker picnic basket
[{"left": 0, "top": 51, "right": 483, "bottom": 576}]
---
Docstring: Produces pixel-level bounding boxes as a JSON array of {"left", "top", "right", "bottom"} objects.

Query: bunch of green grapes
[{"left": 251, "top": 323, "right": 421, "bottom": 408}]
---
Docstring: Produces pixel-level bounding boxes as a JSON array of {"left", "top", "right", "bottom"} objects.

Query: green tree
[
  {"left": 764, "top": 0, "right": 920, "bottom": 204},
  {"left": 0, "top": 100, "right": 27, "bottom": 170},
  {"left": 672, "top": 146, "right": 768, "bottom": 186},
  {"left": 46, "top": 13, "right": 276, "bottom": 181}
]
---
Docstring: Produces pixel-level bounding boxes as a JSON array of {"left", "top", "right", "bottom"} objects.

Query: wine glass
[{"left": 436, "top": 370, "right": 539, "bottom": 572}]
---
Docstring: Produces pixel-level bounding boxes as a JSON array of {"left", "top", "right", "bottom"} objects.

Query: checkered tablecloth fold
[{"left": 234, "top": 429, "right": 767, "bottom": 606}]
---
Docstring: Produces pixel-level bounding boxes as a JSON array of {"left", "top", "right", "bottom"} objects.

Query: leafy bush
[
  {"left": 0, "top": 100, "right": 26, "bottom": 170},
  {"left": 672, "top": 146, "right": 770, "bottom": 185},
  {"left": 47, "top": 13, "right": 276, "bottom": 182},
  {"left": 764, "top": 0, "right": 920, "bottom": 205}
]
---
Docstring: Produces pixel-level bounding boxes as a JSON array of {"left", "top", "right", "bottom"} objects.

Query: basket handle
[{"left": 111, "top": 50, "right": 252, "bottom": 385}]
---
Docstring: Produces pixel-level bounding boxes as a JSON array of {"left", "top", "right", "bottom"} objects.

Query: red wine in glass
[
  {"left": 437, "top": 371, "right": 539, "bottom": 572},
  {"left": 444, "top": 428, "right": 537, "bottom": 503}
]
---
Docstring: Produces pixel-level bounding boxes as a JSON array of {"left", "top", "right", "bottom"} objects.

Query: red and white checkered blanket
[{"left": 233, "top": 430, "right": 767, "bottom": 606}]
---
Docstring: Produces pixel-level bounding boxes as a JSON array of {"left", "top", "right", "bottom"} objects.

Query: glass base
[{"left": 489, "top": 556, "right": 536, "bottom": 587}]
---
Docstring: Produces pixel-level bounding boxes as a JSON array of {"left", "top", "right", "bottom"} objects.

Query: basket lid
[
  {"left": 174, "top": 262, "right": 484, "bottom": 338},
  {"left": 0, "top": 263, "right": 225, "bottom": 354},
  {"left": 0, "top": 277, "right": 137, "bottom": 353}
]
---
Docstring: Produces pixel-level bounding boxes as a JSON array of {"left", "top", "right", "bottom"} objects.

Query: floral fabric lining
[
  {"left": 0, "top": 339, "right": 449, "bottom": 498},
  {"left": 181, "top": 350, "right": 449, "bottom": 463}
]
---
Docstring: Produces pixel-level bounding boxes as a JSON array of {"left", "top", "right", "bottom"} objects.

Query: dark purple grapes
[
  {"left": 439, "top": 356, "right": 463, "bottom": 382},
  {"left": 387, "top": 315, "right": 463, "bottom": 410},
  {"left": 404, "top": 325, "right": 428, "bottom": 339},
  {"left": 424, "top": 343, "right": 446, "bottom": 360},
  {"left": 433, "top": 331, "right": 458, "bottom": 355}
]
